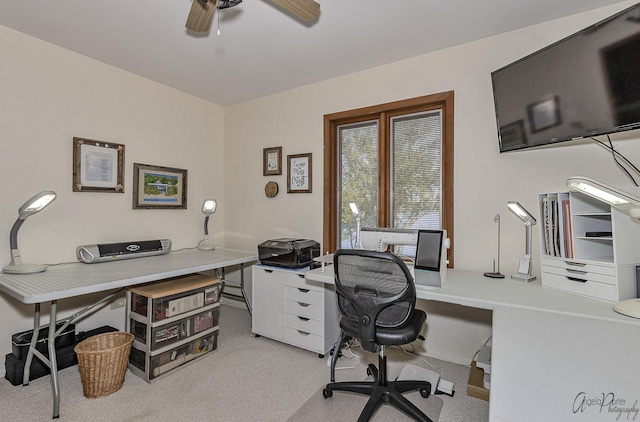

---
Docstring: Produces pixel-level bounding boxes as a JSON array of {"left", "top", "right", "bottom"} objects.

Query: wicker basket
[{"left": 74, "top": 332, "right": 134, "bottom": 398}]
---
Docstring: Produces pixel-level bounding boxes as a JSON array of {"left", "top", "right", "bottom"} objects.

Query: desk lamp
[
  {"left": 349, "top": 202, "right": 362, "bottom": 249},
  {"left": 198, "top": 198, "right": 217, "bottom": 251},
  {"left": 507, "top": 201, "right": 536, "bottom": 282},
  {"left": 484, "top": 214, "right": 505, "bottom": 278},
  {"left": 3, "top": 190, "right": 57, "bottom": 274},
  {"left": 567, "top": 176, "right": 640, "bottom": 319}
]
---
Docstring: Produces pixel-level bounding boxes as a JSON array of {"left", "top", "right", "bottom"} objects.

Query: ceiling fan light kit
[
  {"left": 217, "top": 0, "right": 243, "bottom": 10},
  {"left": 186, "top": 0, "right": 320, "bottom": 33}
]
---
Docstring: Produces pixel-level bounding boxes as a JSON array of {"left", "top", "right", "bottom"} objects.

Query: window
[{"left": 323, "top": 92, "right": 454, "bottom": 266}]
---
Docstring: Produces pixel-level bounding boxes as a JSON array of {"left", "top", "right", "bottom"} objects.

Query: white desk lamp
[
  {"left": 508, "top": 201, "right": 537, "bottom": 282},
  {"left": 198, "top": 198, "right": 217, "bottom": 251},
  {"left": 3, "top": 190, "right": 57, "bottom": 274},
  {"left": 567, "top": 176, "right": 640, "bottom": 319},
  {"left": 349, "top": 202, "right": 362, "bottom": 249}
]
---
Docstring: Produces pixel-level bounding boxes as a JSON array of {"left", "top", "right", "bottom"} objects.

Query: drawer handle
[
  {"left": 567, "top": 276, "right": 587, "bottom": 283},
  {"left": 297, "top": 274, "right": 305, "bottom": 279},
  {"left": 297, "top": 330, "right": 310, "bottom": 336},
  {"left": 566, "top": 269, "right": 587, "bottom": 275},
  {"left": 298, "top": 288, "right": 310, "bottom": 293},
  {"left": 298, "top": 302, "right": 310, "bottom": 307},
  {"left": 298, "top": 316, "right": 310, "bottom": 321},
  {"left": 264, "top": 269, "right": 274, "bottom": 273},
  {"left": 565, "top": 261, "right": 586, "bottom": 268}
]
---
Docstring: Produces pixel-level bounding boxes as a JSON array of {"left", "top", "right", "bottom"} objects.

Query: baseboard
[
  {"left": 422, "top": 350, "right": 472, "bottom": 366},
  {"left": 220, "top": 296, "right": 248, "bottom": 310}
]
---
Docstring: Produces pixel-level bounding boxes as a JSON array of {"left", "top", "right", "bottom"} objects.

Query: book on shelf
[{"left": 539, "top": 192, "right": 573, "bottom": 258}]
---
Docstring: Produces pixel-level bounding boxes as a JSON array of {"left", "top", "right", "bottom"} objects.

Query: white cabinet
[
  {"left": 251, "top": 266, "right": 285, "bottom": 340},
  {"left": 251, "top": 265, "right": 340, "bottom": 356},
  {"left": 538, "top": 191, "right": 640, "bottom": 302}
]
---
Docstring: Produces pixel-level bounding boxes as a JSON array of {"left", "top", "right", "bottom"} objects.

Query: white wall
[
  {"left": 223, "top": 1, "right": 640, "bottom": 363},
  {"left": 0, "top": 25, "right": 225, "bottom": 357}
]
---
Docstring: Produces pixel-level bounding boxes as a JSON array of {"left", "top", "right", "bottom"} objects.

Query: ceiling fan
[{"left": 186, "top": 0, "right": 321, "bottom": 33}]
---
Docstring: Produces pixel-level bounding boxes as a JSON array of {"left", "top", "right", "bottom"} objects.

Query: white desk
[
  {"left": 306, "top": 266, "right": 640, "bottom": 422},
  {"left": 0, "top": 248, "right": 257, "bottom": 419}
]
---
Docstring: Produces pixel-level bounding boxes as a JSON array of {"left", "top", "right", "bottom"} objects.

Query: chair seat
[{"left": 340, "top": 309, "right": 426, "bottom": 346}]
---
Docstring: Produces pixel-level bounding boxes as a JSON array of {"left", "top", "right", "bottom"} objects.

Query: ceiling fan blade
[
  {"left": 268, "top": 0, "right": 320, "bottom": 22},
  {"left": 186, "top": 0, "right": 217, "bottom": 32}
]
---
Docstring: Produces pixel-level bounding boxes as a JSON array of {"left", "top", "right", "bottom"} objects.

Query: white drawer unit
[
  {"left": 251, "top": 265, "right": 340, "bottom": 356},
  {"left": 538, "top": 191, "right": 640, "bottom": 302}
]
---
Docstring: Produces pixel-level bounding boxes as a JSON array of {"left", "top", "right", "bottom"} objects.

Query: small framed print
[
  {"left": 287, "top": 153, "right": 312, "bottom": 193},
  {"left": 72, "top": 137, "right": 125, "bottom": 193},
  {"left": 263, "top": 146, "right": 282, "bottom": 176},
  {"left": 527, "top": 96, "right": 561, "bottom": 133},
  {"left": 133, "top": 163, "right": 188, "bottom": 209}
]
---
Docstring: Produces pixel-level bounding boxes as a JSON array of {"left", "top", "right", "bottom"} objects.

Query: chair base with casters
[{"left": 323, "top": 310, "right": 433, "bottom": 422}]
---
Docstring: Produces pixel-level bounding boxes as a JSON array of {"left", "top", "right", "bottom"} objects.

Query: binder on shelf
[{"left": 538, "top": 192, "right": 573, "bottom": 259}]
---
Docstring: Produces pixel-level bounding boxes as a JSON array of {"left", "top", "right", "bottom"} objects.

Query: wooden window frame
[{"left": 323, "top": 91, "right": 455, "bottom": 267}]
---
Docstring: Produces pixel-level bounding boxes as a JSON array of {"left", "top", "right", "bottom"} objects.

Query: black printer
[{"left": 258, "top": 238, "right": 320, "bottom": 268}]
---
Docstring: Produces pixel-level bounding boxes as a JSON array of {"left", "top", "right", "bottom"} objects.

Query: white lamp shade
[
  {"left": 18, "top": 191, "right": 56, "bottom": 219},
  {"left": 507, "top": 201, "right": 536, "bottom": 224},
  {"left": 202, "top": 199, "right": 217, "bottom": 215},
  {"left": 567, "top": 176, "right": 640, "bottom": 212}
]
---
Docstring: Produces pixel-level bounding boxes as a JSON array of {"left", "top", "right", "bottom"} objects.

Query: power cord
[
  {"left": 471, "top": 336, "right": 492, "bottom": 366},
  {"left": 328, "top": 337, "right": 362, "bottom": 370},
  {"left": 591, "top": 135, "right": 640, "bottom": 186},
  {"left": 395, "top": 341, "right": 443, "bottom": 379}
]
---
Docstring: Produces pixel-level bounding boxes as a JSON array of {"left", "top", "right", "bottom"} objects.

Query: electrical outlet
[{"left": 110, "top": 297, "right": 126, "bottom": 309}]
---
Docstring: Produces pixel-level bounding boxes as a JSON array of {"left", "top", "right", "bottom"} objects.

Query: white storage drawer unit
[
  {"left": 538, "top": 191, "right": 640, "bottom": 302},
  {"left": 252, "top": 265, "right": 340, "bottom": 356},
  {"left": 126, "top": 274, "right": 221, "bottom": 382}
]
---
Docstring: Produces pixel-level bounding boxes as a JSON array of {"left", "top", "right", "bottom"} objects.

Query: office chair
[{"left": 323, "top": 249, "right": 434, "bottom": 422}]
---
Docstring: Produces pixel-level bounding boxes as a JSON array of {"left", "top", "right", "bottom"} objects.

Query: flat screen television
[{"left": 492, "top": 2, "right": 640, "bottom": 153}]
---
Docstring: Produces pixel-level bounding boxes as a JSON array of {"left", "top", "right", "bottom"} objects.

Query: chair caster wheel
[
  {"left": 420, "top": 389, "right": 430, "bottom": 398},
  {"left": 323, "top": 388, "right": 333, "bottom": 398}
]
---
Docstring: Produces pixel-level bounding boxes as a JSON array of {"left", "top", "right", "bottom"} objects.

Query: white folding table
[{"left": 0, "top": 248, "right": 257, "bottom": 419}]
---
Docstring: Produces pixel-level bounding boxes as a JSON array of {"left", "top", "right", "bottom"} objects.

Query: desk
[
  {"left": 306, "top": 266, "right": 640, "bottom": 421},
  {"left": 0, "top": 248, "right": 257, "bottom": 419}
]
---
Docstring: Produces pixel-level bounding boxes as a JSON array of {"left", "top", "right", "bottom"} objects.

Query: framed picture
[
  {"left": 499, "top": 120, "right": 527, "bottom": 149},
  {"left": 527, "top": 96, "right": 561, "bottom": 133},
  {"left": 72, "top": 137, "right": 125, "bottom": 193},
  {"left": 287, "top": 153, "right": 312, "bottom": 193},
  {"left": 263, "top": 146, "right": 282, "bottom": 176},
  {"left": 133, "top": 163, "right": 188, "bottom": 209}
]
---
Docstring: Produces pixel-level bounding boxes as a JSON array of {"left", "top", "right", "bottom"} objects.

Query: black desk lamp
[
  {"left": 3, "top": 190, "right": 57, "bottom": 274},
  {"left": 198, "top": 198, "right": 217, "bottom": 251}
]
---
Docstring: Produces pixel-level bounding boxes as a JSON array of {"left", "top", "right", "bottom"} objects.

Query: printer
[{"left": 258, "top": 238, "right": 320, "bottom": 268}]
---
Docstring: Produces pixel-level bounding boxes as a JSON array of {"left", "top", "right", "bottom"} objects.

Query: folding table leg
[
  {"left": 49, "top": 300, "right": 60, "bottom": 419},
  {"left": 22, "top": 303, "right": 41, "bottom": 386}
]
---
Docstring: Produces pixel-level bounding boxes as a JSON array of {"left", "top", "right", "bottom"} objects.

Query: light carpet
[{"left": 0, "top": 303, "right": 488, "bottom": 421}]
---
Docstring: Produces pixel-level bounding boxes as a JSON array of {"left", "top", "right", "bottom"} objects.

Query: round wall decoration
[{"left": 265, "top": 181, "right": 279, "bottom": 198}]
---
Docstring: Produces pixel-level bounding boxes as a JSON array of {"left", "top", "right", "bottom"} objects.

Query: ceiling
[{"left": 0, "top": 0, "right": 625, "bottom": 106}]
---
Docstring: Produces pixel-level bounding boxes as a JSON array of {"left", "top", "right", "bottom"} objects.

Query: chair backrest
[{"left": 333, "top": 249, "right": 417, "bottom": 352}]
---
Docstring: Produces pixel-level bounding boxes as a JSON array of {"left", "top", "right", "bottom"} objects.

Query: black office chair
[{"left": 323, "top": 249, "right": 434, "bottom": 422}]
